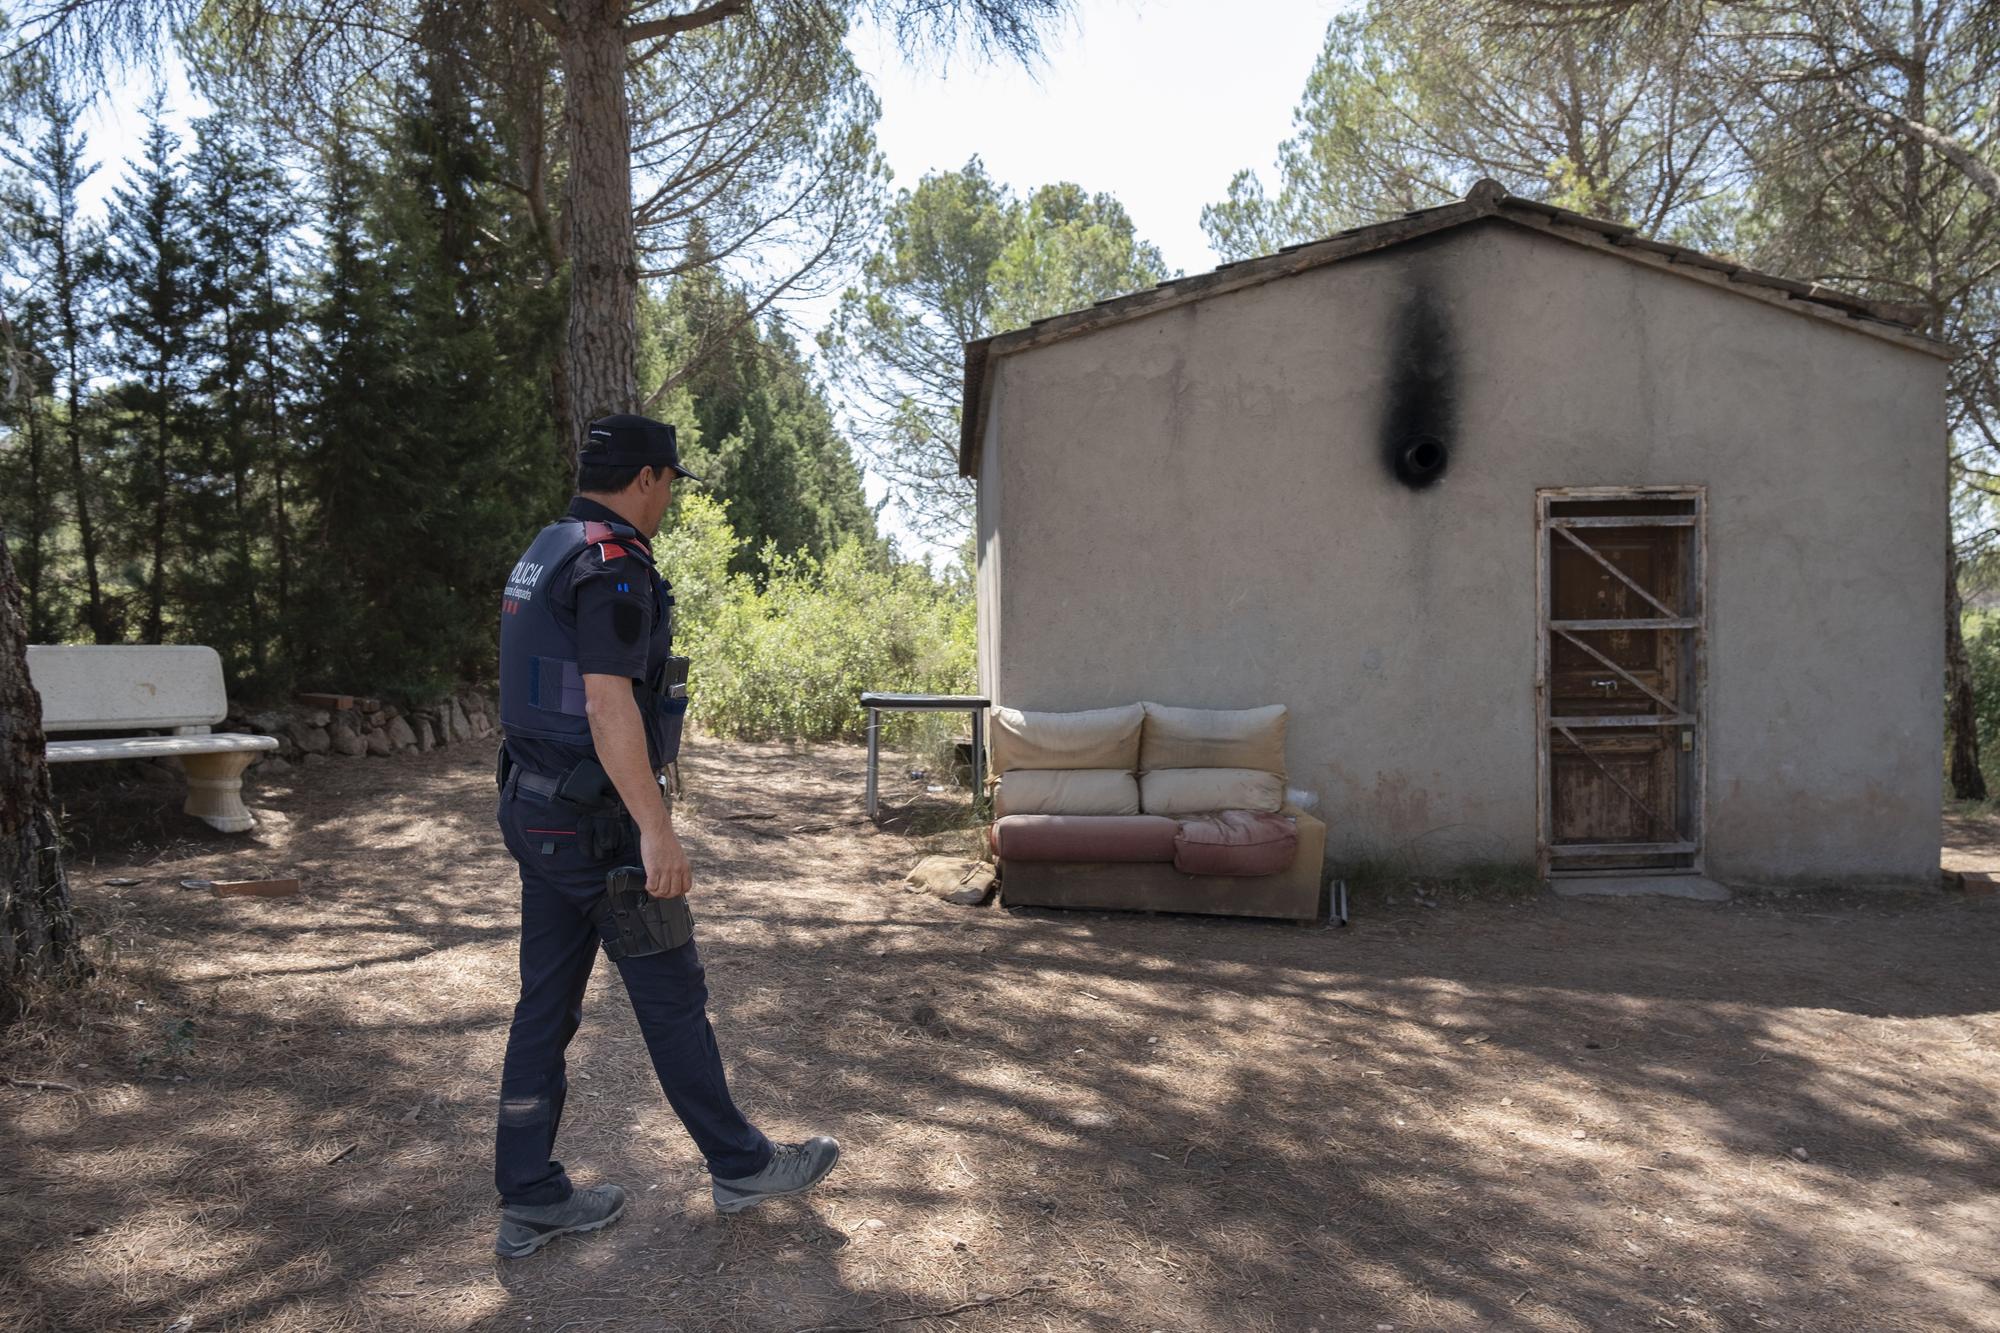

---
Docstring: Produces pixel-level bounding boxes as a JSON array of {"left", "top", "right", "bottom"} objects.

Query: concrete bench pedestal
[{"left": 29, "top": 646, "right": 280, "bottom": 834}]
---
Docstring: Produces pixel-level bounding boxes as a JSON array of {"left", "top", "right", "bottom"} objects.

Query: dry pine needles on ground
[{"left": 2, "top": 738, "right": 1998, "bottom": 1332}]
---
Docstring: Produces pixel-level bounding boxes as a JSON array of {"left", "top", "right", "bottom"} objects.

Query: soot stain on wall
[{"left": 1380, "top": 279, "right": 1457, "bottom": 489}]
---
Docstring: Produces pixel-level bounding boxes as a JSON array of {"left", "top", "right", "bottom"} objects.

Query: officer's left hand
[{"left": 642, "top": 821, "right": 692, "bottom": 899}]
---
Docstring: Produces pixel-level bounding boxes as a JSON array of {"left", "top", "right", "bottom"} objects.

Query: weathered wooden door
[{"left": 1537, "top": 492, "right": 1704, "bottom": 875}]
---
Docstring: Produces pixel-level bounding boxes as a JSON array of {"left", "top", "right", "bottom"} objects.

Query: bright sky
[
  {"left": 68, "top": 0, "right": 1348, "bottom": 556},
  {"left": 846, "top": 0, "right": 1344, "bottom": 278}
]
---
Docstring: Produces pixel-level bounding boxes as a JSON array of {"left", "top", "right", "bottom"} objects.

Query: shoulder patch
[{"left": 611, "top": 600, "right": 644, "bottom": 645}]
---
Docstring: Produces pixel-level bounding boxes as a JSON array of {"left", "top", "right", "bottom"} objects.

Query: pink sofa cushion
[
  {"left": 991, "top": 814, "right": 1179, "bottom": 864},
  {"left": 1172, "top": 810, "right": 1299, "bottom": 877}
]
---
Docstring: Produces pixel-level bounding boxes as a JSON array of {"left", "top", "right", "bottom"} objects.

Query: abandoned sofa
[{"left": 986, "top": 702, "right": 1327, "bottom": 923}]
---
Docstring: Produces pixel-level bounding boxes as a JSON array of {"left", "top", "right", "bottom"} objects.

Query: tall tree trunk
[
  {"left": 558, "top": 2, "right": 640, "bottom": 469},
  {"left": 144, "top": 386, "right": 171, "bottom": 644},
  {"left": 259, "top": 267, "right": 292, "bottom": 655},
  {"left": 0, "top": 527, "right": 86, "bottom": 1021},
  {"left": 54, "top": 209, "right": 108, "bottom": 643},
  {"left": 232, "top": 459, "right": 260, "bottom": 676},
  {"left": 272, "top": 452, "right": 291, "bottom": 647},
  {"left": 1946, "top": 541, "right": 1985, "bottom": 799},
  {"left": 62, "top": 357, "right": 108, "bottom": 644},
  {"left": 21, "top": 396, "right": 49, "bottom": 640}
]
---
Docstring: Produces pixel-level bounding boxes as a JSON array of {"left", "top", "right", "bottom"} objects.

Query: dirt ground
[{"left": 4, "top": 739, "right": 1999, "bottom": 1333}]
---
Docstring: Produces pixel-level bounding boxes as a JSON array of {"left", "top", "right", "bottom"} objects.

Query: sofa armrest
[{"left": 1286, "top": 808, "right": 1327, "bottom": 876}]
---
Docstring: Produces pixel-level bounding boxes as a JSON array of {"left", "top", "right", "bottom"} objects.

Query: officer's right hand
[{"left": 642, "top": 821, "right": 692, "bottom": 899}]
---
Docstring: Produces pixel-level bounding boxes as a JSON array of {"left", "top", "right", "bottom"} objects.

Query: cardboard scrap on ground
[
  {"left": 907, "top": 856, "right": 996, "bottom": 906},
  {"left": 210, "top": 878, "right": 301, "bottom": 899}
]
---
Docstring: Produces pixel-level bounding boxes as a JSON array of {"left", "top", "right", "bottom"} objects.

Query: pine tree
[
  {"left": 823, "top": 160, "right": 1169, "bottom": 543},
  {"left": 185, "top": 111, "right": 293, "bottom": 688},
  {"left": 295, "top": 117, "right": 399, "bottom": 684},
  {"left": 298, "top": 62, "right": 560, "bottom": 697},
  {"left": 100, "top": 95, "right": 199, "bottom": 644},
  {"left": 252, "top": 124, "right": 301, "bottom": 659},
  {"left": 4, "top": 81, "right": 108, "bottom": 641},
  {"left": 0, "top": 276, "right": 60, "bottom": 640}
]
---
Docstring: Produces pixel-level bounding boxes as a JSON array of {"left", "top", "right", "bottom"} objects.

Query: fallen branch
[
  {"left": 4, "top": 1076, "right": 81, "bottom": 1093},
  {"left": 327, "top": 1144, "right": 358, "bottom": 1164},
  {"left": 791, "top": 1281, "right": 1056, "bottom": 1333}
]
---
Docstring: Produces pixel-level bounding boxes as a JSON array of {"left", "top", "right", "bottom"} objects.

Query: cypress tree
[{"left": 659, "top": 251, "right": 878, "bottom": 577}]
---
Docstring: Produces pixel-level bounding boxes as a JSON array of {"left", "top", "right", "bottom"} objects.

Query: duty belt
[{"left": 501, "top": 745, "right": 667, "bottom": 807}]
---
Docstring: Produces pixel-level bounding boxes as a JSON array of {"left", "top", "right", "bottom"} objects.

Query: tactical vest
[{"left": 498, "top": 516, "right": 686, "bottom": 768}]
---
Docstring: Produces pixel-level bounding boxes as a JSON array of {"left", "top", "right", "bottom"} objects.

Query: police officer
[{"left": 490, "top": 413, "right": 838, "bottom": 1258}]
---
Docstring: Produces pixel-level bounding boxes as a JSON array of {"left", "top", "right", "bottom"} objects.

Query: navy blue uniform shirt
[{"left": 505, "top": 496, "right": 659, "bottom": 780}]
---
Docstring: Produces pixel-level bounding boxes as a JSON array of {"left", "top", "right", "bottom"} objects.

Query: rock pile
[{"left": 227, "top": 689, "right": 496, "bottom": 773}]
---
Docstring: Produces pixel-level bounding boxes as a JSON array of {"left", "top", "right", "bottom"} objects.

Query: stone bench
[{"left": 28, "top": 645, "right": 280, "bottom": 834}]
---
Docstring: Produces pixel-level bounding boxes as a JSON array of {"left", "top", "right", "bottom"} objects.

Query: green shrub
[
  {"left": 652, "top": 494, "right": 976, "bottom": 748},
  {"left": 1969, "top": 617, "right": 2000, "bottom": 787}
]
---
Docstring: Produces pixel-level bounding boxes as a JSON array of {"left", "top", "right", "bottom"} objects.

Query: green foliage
[
  {"left": 1201, "top": 5, "right": 1736, "bottom": 261},
  {"left": 822, "top": 158, "right": 1170, "bottom": 542},
  {"left": 99, "top": 95, "right": 204, "bottom": 646},
  {"left": 651, "top": 492, "right": 743, "bottom": 649},
  {"left": 293, "top": 73, "right": 563, "bottom": 701},
  {"left": 653, "top": 494, "right": 974, "bottom": 745},
  {"left": 988, "top": 182, "right": 1168, "bottom": 332},
  {"left": 0, "top": 27, "right": 888, "bottom": 706},
  {"left": 1967, "top": 618, "right": 2000, "bottom": 786},
  {"left": 651, "top": 250, "right": 879, "bottom": 579},
  {"left": 175, "top": 113, "right": 291, "bottom": 689}
]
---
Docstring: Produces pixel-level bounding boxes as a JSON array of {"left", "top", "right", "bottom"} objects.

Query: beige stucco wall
[
  {"left": 975, "top": 220, "right": 1948, "bottom": 887},
  {"left": 975, "top": 375, "right": 1004, "bottom": 703}
]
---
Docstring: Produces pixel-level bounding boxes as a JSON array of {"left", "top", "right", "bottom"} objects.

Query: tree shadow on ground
[{"left": 2, "top": 740, "right": 1997, "bottom": 1332}]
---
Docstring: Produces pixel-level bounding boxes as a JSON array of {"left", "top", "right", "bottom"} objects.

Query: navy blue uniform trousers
[{"left": 493, "top": 776, "right": 771, "bottom": 1206}]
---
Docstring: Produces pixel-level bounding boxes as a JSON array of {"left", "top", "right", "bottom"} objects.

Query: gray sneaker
[
  {"left": 494, "top": 1183, "right": 627, "bottom": 1258},
  {"left": 711, "top": 1136, "right": 841, "bottom": 1214}
]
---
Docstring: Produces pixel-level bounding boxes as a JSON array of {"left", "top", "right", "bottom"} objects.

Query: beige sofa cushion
[
  {"left": 990, "top": 704, "right": 1144, "bottom": 773},
  {"left": 1139, "top": 703, "right": 1287, "bottom": 775},
  {"left": 994, "top": 768, "right": 1140, "bottom": 817},
  {"left": 1138, "top": 767, "right": 1285, "bottom": 816}
]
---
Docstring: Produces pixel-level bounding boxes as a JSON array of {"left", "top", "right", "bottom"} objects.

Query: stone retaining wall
[{"left": 224, "top": 690, "right": 496, "bottom": 775}]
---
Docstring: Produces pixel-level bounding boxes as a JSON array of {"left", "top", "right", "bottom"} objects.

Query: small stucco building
[{"left": 961, "top": 180, "right": 1952, "bottom": 890}]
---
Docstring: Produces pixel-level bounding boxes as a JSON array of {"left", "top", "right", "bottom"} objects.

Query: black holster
[
  {"left": 554, "top": 756, "right": 618, "bottom": 809},
  {"left": 592, "top": 865, "right": 694, "bottom": 961}
]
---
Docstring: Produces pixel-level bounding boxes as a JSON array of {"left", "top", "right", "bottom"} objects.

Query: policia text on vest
[{"left": 486, "top": 413, "right": 838, "bottom": 1259}]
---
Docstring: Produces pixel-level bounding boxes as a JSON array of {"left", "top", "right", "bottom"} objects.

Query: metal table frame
[{"left": 860, "top": 692, "right": 991, "bottom": 821}]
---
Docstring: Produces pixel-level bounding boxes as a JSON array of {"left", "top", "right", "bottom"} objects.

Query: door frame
[{"left": 1534, "top": 486, "right": 1707, "bottom": 878}]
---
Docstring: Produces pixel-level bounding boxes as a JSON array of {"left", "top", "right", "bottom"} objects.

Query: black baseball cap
[{"left": 582, "top": 414, "right": 701, "bottom": 481}]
